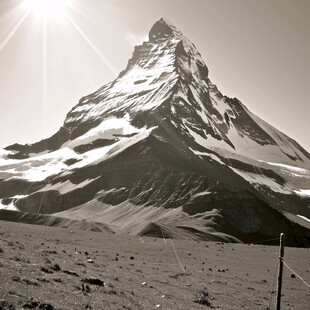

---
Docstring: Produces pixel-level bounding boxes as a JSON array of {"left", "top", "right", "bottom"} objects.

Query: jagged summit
[
  {"left": 63, "top": 18, "right": 213, "bottom": 140},
  {"left": 149, "top": 18, "right": 183, "bottom": 42},
  {"left": 0, "top": 18, "right": 309, "bottom": 246}
]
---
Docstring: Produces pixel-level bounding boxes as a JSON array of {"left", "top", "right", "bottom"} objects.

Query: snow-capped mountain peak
[
  {"left": 0, "top": 18, "right": 309, "bottom": 246},
  {"left": 148, "top": 17, "right": 191, "bottom": 43}
]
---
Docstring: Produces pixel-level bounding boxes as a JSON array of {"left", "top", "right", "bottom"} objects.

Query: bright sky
[{"left": 0, "top": 0, "right": 309, "bottom": 152}]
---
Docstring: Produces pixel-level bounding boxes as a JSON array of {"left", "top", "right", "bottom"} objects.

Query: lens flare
[
  {"left": 66, "top": 14, "right": 117, "bottom": 75},
  {"left": 0, "top": 9, "right": 30, "bottom": 52},
  {"left": 24, "top": 0, "right": 72, "bottom": 21}
]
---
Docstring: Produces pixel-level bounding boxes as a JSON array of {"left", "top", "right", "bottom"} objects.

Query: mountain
[{"left": 1, "top": 18, "right": 310, "bottom": 246}]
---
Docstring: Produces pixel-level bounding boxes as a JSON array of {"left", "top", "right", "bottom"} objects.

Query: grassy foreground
[{"left": 0, "top": 220, "right": 309, "bottom": 309}]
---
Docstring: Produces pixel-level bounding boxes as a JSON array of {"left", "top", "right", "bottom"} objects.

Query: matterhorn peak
[
  {"left": 149, "top": 18, "right": 183, "bottom": 42},
  {"left": 1, "top": 17, "right": 310, "bottom": 248}
]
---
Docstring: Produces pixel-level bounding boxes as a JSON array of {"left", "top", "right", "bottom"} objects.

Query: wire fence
[
  {"left": 170, "top": 239, "right": 186, "bottom": 273},
  {"left": 250, "top": 237, "right": 280, "bottom": 245},
  {"left": 134, "top": 233, "right": 310, "bottom": 310},
  {"left": 282, "top": 258, "right": 310, "bottom": 289}
]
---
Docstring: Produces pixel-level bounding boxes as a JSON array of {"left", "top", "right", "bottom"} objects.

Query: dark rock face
[
  {"left": 73, "top": 139, "right": 118, "bottom": 154},
  {"left": 149, "top": 18, "right": 175, "bottom": 42},
  {"left": 226, "top": 98, "right": 276, "bottom": 146},
  {"left": 5, "top": 127, "right": 70, "bottom": 159},
  {"left": 0, "top": 18, "right": 309, "bottom": 246}
]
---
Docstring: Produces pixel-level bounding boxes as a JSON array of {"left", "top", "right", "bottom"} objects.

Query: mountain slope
[{"left": 0, "top": 18, "right": 309, "bottom": 246}]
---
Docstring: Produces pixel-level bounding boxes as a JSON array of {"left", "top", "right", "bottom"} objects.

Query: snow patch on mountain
[
  {"left": 184, "top": 123, "right": 229, "bottom": 150},
  {"left": 297, "top": 215, "right": 310, "bottom": 223},
  {"left": 92, "top": 126, "right": 157, "bottom": 165},
  {"left": 189, "top": 148, "right": 225, "bottom": 165},
  {"left": 63, "top": 116, "right": 145, "bottom": 149},
  {"left": 0, "top": 199, "right": 18, "bottom": 211},
  {"left": 0, "top": 144, "right": 118, "bottom": 182},
  {"left": 0, "top": 118, "right": 156, "bottom": 182},
  {"left": 263, "top": 161, "right": 310, "bottom": 174},
  {"left": 230, "top": 167, "right": 291, "bottom": 194},
  {"left": 38, "top": 177, "right": 100, "bottom": 195},
  {"left": 0, "top": 148, "right": 76, "bottom": 182},
  {"left": 245, "top": 106, "right": 310, "bottom": 164},
  {"left": 0, "top": 149, "right": 14, "bottom": 158},
  {"left": 294, "top": 189, "right": 310, "bottom": 197}
]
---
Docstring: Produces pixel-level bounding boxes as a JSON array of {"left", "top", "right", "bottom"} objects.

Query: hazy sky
[{"left": 0, "top": 0, "right": 309, "bottom": 152}]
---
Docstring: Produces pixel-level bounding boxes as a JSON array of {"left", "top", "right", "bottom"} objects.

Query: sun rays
[
  {"left": 66, "top": 13, "right": 117, "bottom": 75},
  {"left": 0, "top": 0, "right": 116, "bottom": 131},
  {"left": 42, "top": 19, "right": 48, "bottom": 132},
  {"left": 0, "top": 9, "right": 30, "bottom": 52},
  {"left": 18, "top": 0, "right": 116, "bottom": 73}
]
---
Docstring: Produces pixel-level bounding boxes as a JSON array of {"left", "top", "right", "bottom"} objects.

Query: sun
[{"left": 24, "top": 0, "right": 73, "bottom": 21}]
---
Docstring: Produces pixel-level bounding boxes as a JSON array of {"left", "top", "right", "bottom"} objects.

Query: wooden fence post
[{"left": 276, "top": 233, "right": 284, "bottom": 310}]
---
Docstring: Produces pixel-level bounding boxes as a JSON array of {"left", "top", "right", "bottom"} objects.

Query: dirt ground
[{"left": 0, "top": 220, "right": 309, "bottom": 309}]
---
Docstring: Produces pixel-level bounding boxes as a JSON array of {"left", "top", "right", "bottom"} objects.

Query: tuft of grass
[{"left": 194, "top": 286, "right": 213, "bottom": 307}]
